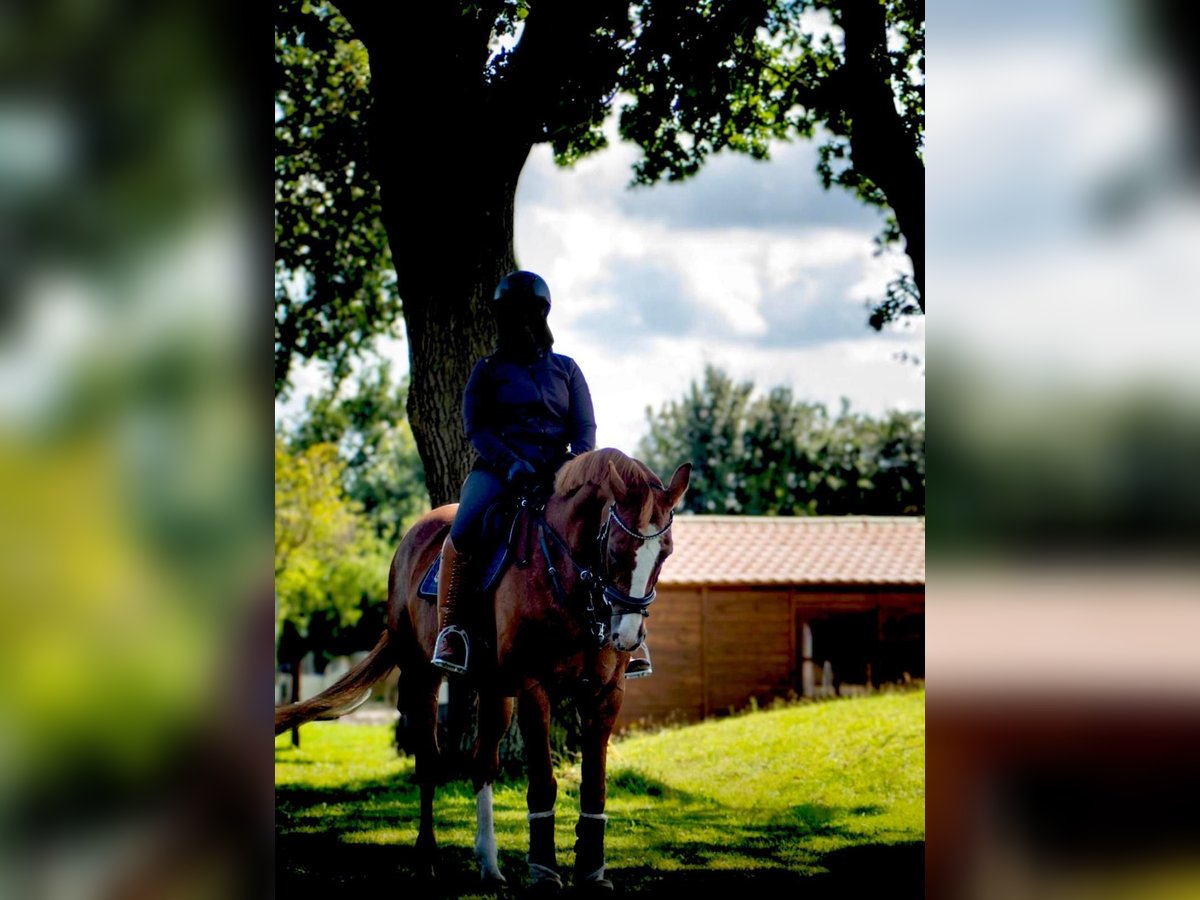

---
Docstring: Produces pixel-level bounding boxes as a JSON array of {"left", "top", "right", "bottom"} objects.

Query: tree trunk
[
  {"left": 374, "top": 153, "right": 529, "bottom": 507},
  {"left": 839, "top": 0, "right": 925, "bottom": 311},
  {"left": 345, "top": 5, "right": 535, "bottom": 508}
]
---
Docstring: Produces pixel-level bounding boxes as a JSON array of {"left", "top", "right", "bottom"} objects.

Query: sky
[
  {"left": 279, "top": 123, "right": 925, "bottom": 456},
  {"left": 928, "top": 0, "right": 1200, "bottom": 393}
]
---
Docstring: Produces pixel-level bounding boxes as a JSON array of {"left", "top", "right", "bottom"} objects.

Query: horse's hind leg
[
  {"left": 472, "top": 690, "right": 513, "bottom": 885},
  {"left": 517, "top": 684, "right": 563, "bottom": 893},
  {"left": 399, "top": 664, "right": 442, "bottom": 879}
]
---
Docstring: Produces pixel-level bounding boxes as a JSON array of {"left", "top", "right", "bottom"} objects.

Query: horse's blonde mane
[{"left": 554, "top": 447, "right": 660, "bottom": 498}]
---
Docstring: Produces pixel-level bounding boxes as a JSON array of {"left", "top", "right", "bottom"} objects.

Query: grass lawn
[{"left": 276, "top": 688, "right": 924, "bottom": 896}]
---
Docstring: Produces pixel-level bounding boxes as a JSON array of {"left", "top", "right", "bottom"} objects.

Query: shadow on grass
[
  {"left": 606, "top": 769, "right": 705, "bottom": 804},
  {"left": 614, "top": 842, "right": 923, "bottom": 898},
  {"left": 278, "top": 760, "right": 921, "bottom": 895},
  {"left": 277, "top": 831, "right": 923, "bottom": 898},
  {"left": 279, "top": 777, "right": 923, "bottom": 897}
]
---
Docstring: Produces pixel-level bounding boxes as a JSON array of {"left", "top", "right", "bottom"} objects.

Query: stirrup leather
[
  {"left": 625, "top": 646, "right": 652, "bottom": 679},
  {"left": 432, "top": 625, "right": 470, "bottom": 674}
]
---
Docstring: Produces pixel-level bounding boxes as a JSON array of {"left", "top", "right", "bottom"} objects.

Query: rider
[{"left": 431, "top": 270, "right": 651, "bottom": 678}]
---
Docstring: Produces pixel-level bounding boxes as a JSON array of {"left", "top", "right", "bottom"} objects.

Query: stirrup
[
  {"left": 624, "top": 646, "right": 652, "bottom": 680},
  {"left": 432, "top": 625, "right": 470, "bottom": 675}
]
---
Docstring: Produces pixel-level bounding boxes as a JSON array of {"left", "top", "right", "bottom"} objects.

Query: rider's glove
[{"left": 506, "top": 458, "right": 537, "bottom": 485}]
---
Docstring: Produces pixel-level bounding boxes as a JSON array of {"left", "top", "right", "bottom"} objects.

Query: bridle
[{"left": 537, "top": 501, "right": 673, "bottom": 648}]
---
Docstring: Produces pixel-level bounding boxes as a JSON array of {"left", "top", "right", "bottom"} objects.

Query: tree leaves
[
  {"left": 274, "top": 1, "right": 400, "bottom": 395},
  {"left": 286, "top": 358, "right": 429, "bottom": 544},
  {"left": 274, "top": 439, "right": 391, "bottom": 645},
  {"left": 638, "top": 364, "right": 924, "bottom": 516}
]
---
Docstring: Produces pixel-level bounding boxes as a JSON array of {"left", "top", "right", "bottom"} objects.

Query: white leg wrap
[
  {"left": 579, "top": 864, "right": 608, "bottom": 883},
  {"left": 474, "top": 785, "right": 505, "bottom": 881}
]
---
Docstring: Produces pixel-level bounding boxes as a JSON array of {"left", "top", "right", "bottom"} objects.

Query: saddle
[{"left": 417, "top": 492, "right": 542, "bottom": 603}]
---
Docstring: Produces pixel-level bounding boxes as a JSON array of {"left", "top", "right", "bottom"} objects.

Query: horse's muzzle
[{"left": 610, "top": 611, "right": 646, "bottom": 652}]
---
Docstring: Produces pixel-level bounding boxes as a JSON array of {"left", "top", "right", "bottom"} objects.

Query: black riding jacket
[{"left": 463, "top": 348, "right": 596, "bottom": 476}]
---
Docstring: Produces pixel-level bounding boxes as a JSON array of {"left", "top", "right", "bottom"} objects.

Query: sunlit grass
[{"left": 276, "top": 689, "right": 925, "bottom": 894}]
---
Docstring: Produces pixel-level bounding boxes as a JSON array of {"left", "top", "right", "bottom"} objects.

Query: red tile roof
[{"left": 658, "top": 516, "right": 925, "bottom": 587}]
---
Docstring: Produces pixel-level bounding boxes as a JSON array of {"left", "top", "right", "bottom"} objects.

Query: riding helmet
[{"left": 492, "top": 270, "right": 551, "bottom": 316}]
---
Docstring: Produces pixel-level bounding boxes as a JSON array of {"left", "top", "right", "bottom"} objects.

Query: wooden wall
[{"left": 617, "top": 584, "right": 925, "bottom": 730}]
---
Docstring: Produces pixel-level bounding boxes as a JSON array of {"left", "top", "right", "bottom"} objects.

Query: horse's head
[{"left": 554, "top": 449, "right": 691, "bottom": 652}]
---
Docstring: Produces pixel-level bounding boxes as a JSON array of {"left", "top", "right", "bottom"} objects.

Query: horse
[{"left": 275, "top": 448, "right": 691, "bottom": 892}]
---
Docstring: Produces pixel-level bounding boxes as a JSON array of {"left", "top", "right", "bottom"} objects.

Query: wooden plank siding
[
  {"left": 619, "top": 588, "right": 705, "bottom": 725},
  {"left": 704, "top": 588, "right": 792, "bottom": 715},
  {"left": 618, "top": 583, "right": 925, "bottom": 730}
]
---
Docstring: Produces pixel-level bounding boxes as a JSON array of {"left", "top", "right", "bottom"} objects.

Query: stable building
[{"left": 619, "top": 516, "right": 925, "bottom": 728}]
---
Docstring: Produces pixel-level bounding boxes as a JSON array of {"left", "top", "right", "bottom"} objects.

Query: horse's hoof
[
  {"left": 481, "top": 870, "right": 508, "bottom": 888},
  {"left": 525, "top": 879, "right": 562, "bottom": 897}
]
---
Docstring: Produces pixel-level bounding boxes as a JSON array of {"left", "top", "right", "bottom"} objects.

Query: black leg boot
[
  {"left": 527, "top": 810, "right": 562, "bottom": 894},
  {"left": 574, "top": 813, "right": 613, "bottom": 892}
]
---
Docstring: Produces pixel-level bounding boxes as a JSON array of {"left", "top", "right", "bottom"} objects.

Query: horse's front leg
[
  {"left": 472, "top": 689, "right": 514, "bottom": 885},
  {"left": 574, "top": 681, "right": 624, "bottom": 892},
  {"left": 517, "top": 684, "right": 563, "bottom": 893}
]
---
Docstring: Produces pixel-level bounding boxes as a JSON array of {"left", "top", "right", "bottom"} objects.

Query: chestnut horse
[{"left": 276, "top": 448, "right": 691, "bottom": 892}]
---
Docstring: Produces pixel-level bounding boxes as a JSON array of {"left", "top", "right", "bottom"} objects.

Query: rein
[{"left": 536, "top": 503, "right": 673, "bottom": 648}]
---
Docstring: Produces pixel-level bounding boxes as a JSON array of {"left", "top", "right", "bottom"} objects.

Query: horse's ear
[
  {"left": 605, "top": 460, "right": 629, "bottom": 504},
  {"left": 665, "top": 462, "right": 692, "bottom": 509}
]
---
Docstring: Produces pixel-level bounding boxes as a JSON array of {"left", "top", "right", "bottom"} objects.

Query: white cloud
[{"left": 565, "top": 330, "right": 925, "bottom": 457}]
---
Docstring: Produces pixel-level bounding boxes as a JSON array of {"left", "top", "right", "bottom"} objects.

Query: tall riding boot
[{"left": 432, "top": 537, "right": 474, "bottom": 674}]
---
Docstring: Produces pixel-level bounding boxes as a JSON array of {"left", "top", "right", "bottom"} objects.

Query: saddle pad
[
  {"left": 417, "top": 555, "right": 442, "bottom": 599},
  {"left": 417, "top": 542, "right": 511, "bottom": 602}
]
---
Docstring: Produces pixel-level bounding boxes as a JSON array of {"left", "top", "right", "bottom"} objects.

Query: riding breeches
[{"left": 449, "top": 468, "right": 507, "bottom": 555}]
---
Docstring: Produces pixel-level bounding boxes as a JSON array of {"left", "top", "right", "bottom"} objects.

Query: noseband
[{"left": 538, "top": 503, "right": 674, "bottom": 648}]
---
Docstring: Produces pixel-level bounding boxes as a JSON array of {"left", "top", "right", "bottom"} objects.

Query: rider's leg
[
  {"left": 432, "top": 469, "right": 505, "bottom": 674},
  {"left": 431, "top": 535, "right": 474, "bottom": 674}
]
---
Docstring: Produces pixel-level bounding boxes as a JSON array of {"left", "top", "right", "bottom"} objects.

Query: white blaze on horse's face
[
  {"left": 629, "top": 535, "right": 662, "bottom": 599},
  {"left": 611, "top": 534, "right": 660, "bottom": 650},
  {"left": 606, "top": 494, "right": 674, "bottom": 652}
]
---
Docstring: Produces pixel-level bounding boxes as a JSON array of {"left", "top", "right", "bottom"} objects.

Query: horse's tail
[{"left": 274, "top": 630, "right": 396, "bottom": 735}]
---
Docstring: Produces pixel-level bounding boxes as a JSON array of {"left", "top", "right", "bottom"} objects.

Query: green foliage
[
  {"left": 620, "top": 1, "right": 785, "bottom": 183},
  {"left": 286, "top": 357, "right": 429, "bottom": 543},
  {"left": 276, "top": 359, "right": 428, "bottom": 666},
  {"left": 869, "top": 270, "right": 921, "bottom": 331},
  {"left": 275, "top": 0, "right": 400, "bottom": 394},
  {"left": 275, "top": 690, "right": 925, "bottom": 889},
  {"left": 274, "top": 439, "right": 392, "bottom": 657},
  {"left": 638, "top": 365, "right": 924, "bottom": 515}
]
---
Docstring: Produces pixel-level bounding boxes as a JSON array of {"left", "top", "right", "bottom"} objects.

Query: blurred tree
[
  {"left": 286, "top": 357, "right": 428, "bottom": 544},
  {"left": 619, "top": 0, "right": 925, "bottom": 324},
  {"left": 638, "top": 365, "right": 924, "bottom": 515},
  {"left": 276, "top": 1, "right": 922, "bottom": 504}
]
